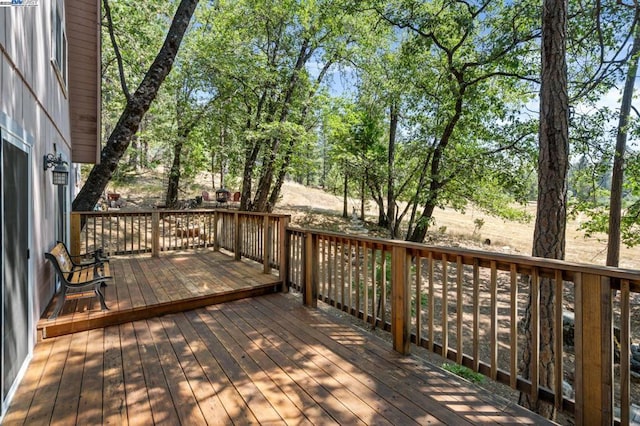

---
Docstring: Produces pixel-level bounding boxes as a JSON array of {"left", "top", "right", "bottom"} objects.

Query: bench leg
[
  {"left": 49, "top": 286, "right": 68, "bottom": 320},
  {"left": 95, "top": 282, "right": 108, "bottom": 311}
]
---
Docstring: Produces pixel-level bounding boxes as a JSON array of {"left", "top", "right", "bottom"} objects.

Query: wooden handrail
[
  {"left": 285, "top": 226, "right": 640, "bottom": 424},
  {"left": 70, "top": 210, "right": 290, "bottom": 270}
]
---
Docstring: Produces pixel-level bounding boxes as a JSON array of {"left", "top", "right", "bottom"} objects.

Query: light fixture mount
[{"left": 43, "top": 153, "right": 69, "bottom": 186}]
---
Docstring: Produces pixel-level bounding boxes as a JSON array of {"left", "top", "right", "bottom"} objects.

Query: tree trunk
[
  {"left": 407, "top": 92, "right": 464, "bottom": 243},
  {"left": 360, "top": 173, "right": 366, "bottom": 221},
  {"left": 386, "top": 102, "right": 398, "bottom": 237},
  {"left": 165, "top": 136, "right": 184, "bottom": 208},
  {"left": 342, "top": 169, "right": 349, "bottom": 218},
  {"left": 72, "top": 0, "right": 199, "bottom": 212},
  {"left": 519, "top": 0, "right": 568, "bottom": 418},
  {"left": 408, "top": 202, "right": 436, "bottom": 242},
  {"left": 607, "top": 24, "right": 640, "bottom": 267}
]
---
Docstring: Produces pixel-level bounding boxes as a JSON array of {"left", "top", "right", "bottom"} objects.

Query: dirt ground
[{"left": 274, "top": 181, "right": 640, "bottom": 270}]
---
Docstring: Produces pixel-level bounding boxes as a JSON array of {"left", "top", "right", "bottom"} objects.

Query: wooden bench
[{"left": 44, "top": 242, "right": 112, "bottom": 319}]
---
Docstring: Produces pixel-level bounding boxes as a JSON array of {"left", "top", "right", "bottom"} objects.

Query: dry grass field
[
  {"left": 277, "top": 181, "right": 640, "bottom": 270},
  {"left": 111, "top": 174, "right": 639, "bottom": 269}
]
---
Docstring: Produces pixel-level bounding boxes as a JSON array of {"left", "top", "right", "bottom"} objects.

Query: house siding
[{"left": 66, "top": 0, "right": 100, "bottom": 164}]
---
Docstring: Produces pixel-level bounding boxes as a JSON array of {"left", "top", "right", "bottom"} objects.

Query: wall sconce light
[{"left": 43, "top": 153, "right": 69, "bottom": 186}]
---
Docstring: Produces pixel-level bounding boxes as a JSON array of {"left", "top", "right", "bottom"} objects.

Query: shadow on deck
[
  {"left": 8, "top": 292, "right": 554, "bottom": 425},
  {"left": 37, "top": 249, "right": 282, "bottom": 339}
]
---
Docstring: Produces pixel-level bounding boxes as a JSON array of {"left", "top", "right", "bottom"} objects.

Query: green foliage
[
  {"left": 442, "top": 363, "right": 485, "bottom": 384},
  {"left": 98, "top": 0, "right": 640, "bottom": 246}
]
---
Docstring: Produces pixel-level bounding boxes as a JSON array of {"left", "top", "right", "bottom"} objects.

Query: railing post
[
  {"left": 213, "top": 211, "right": 220, "bottom": 251},
  {"left": 151, "top": 211, "right": 160, "bottom": 257},
  {"left": 70, "top": 212, "right": 81, "bottom": 256},
  {"left": 303, "top": 231, "right": 318, "bottom": 307},
  {"left": 279, "top": 217, "right": 290, "bottom": 292},
  {"left": 391, "top": 245, "right": 411, "bottom": 355},
  {"left": 234, "top": 212, "right": 241, "bottom": 261},
  {"left": 574, "top": 272, "right": 613, "bottom": 425},
  {"left": 263, "top": 215, "right": 271, "bottom": 274}
]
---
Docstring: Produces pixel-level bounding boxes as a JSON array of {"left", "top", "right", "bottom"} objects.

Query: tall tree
[
  {"left": 519, "top": 0, "right": 569, "bottom": 418},
  {"left": 607, "top": 21, "right": 640, "bottom": 266},
  {"left": 73, "top": 0, "right": 199, "bottom": 212},
  {"left": 372, "top": 0, "right": 539, "bottom": 243}
]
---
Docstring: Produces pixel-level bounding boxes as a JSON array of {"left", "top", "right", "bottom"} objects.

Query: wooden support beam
[
  {"left": 234, "top": 212, "right": 241, "bottom": 261},
  {"left": 303, "top": 232, "right": 318, "bottom": 307},
  {"left": 263, "top": 215, "right": 271, "bottom": 274},
  {"left": 213, "top": 211, "right": 219, "bottom": 251},
  {"left": 279, "top": 218, "right": 291, "bottom": 292},
  {"left": 574, "top": 273, "right": 613, "bottom": 425},
  {"left": 70, "top": 213, "right": 81, "bottom": 256},
  {"left": 151, "top": 211, "right": 160, "bottom": 257},
  {"left": 391, "top": 245, "right": 410, "bottom": 355}
]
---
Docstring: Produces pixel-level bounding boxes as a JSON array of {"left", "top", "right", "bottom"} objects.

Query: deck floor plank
[
  {"left": 222, "top": 302, "right": 352, "bottom": 425},
  {"left": 0, "top": 338, "right": 55, "bottom": 425},
  {"left": 49, "top": 331, "right": 88, "bottom": 426},
  {"left": 135, "top": 257, "right": 168, "bottom": 304},
  {"left": 121, "top": 257, "right": 145, "bottom": 309},
  {"left": 110, "top": 258, "right": 129, "bottom": 312},
  {"left": 75, "top": 328, "right": 104, "bottom": 425},
  {"left": 224, "top": 301, "right": 397, "bottom": 425},
  {"left": 205, "top": 305, "right": 315, "bottom": 425},
  {"left": 21, "top": 334, "right": 73, "bottom": 425},
  {"left": 119, "top": 322, "right": 153, "bottom": 424},
  {"left": 249, "top": 297, "right": 425, "bottom": 425},
  {"left": 132, "top": 319, "right": 182, "bottom": 425},
  {"left": 188, "top": 309, "right": 286, "bottom": 425},
  {"left": 172, "top": 312, "right": 259, "bottom": 425},
  {"left": 6, "top": 252, "right": 556, "bottom": 426},
  {"left": 147, "top": 317, "right": 208, "bottom": 425},
  {"left": 102, "top": 325, "right": 127, "bottom": 426},
  {"left": 159, "top": 316, "right": 230, "bottom": 425},
  {"left": 37, "top": 250, "right": 282, "bottom": 338}
]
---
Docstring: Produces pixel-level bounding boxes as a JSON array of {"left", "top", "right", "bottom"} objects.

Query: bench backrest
[{"left": 48, "top": 243, "right": 73, "bottom": 273}]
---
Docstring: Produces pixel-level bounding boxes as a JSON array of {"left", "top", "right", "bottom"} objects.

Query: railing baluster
[
  {"left": 355, "top": 241, "right": 360, "bottom": 318},
  {"left": 328, "top": 238, "right": 333, "bottom": 305},
  {"left": 428, "top": 252, "right": 435, "bottom": 353},
  {"left": 363, "top": 242, "right": 368, "bottom": 323},
  {"left": 509, "top": 263, "right": 518, "bottom": 389},
  {"left": 348, "top": 240, "right": 353, "bottom": 314},
  {"left": 490, "top": 260, "right": 498, "bottom": 380},
  {"left": 441, "top": 253, "right": 449, "bottom": 359},
  {"left": 381, "top": 248, "right": 388, "bottom": 327},
  {"left": 621, "top": 279, "right": 630, "bottom": 425},
  {"left": 472, "top": 258, "right": 480, "bottom": 373},
  {"left": 456, "top": 255, "right": 463, "bottom": 365},
  {"left": 554, "top": 269, "right": 563, "bottom": 410},
  {"left": 371, "top": 247, "right": 377, "bottom": 327},
  {"left": 531, "top": 267, "right": 540, "bottom": 406},
  {"left": 416, "top": 255, "right": 422, "bottom": 346}
]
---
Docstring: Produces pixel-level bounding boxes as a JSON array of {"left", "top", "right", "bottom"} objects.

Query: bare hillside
[{"left": 276, "top": 181, "right": 640, "bottom": 270}]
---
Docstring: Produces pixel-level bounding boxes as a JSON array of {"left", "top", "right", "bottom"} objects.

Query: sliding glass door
[{"left": 0, "top": 129, "right": 31, "bottom": 416}]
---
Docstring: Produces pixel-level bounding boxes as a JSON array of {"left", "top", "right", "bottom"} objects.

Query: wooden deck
[
  {"left": 37, "top": 250, "right": 281, "bottom": 339},
  {"left": 5, "top": 292, "right": 553, "bottom": 425}
]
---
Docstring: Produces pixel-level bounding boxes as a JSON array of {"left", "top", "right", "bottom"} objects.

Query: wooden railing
[
  {"left": 70, "top": 210, "right": 290, "bottom": 275},
  {"left": 69, "top": 211, "right": 640, "bottom": 423},
  {"left": 286, "top": 228, "right": 640, "bottom": 425}
]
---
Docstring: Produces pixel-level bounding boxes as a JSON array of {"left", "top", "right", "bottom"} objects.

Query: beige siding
[
  {"left": 66, "top": 0, "right": 100, "bottom": 164},
  {"left": 1, "top": 1, "right": 74, "bottom": 323}
]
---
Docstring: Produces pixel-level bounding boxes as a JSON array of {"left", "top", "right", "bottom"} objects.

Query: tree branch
[{"left": 103, "top": 0, "right": 131, "bottom": 101}]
